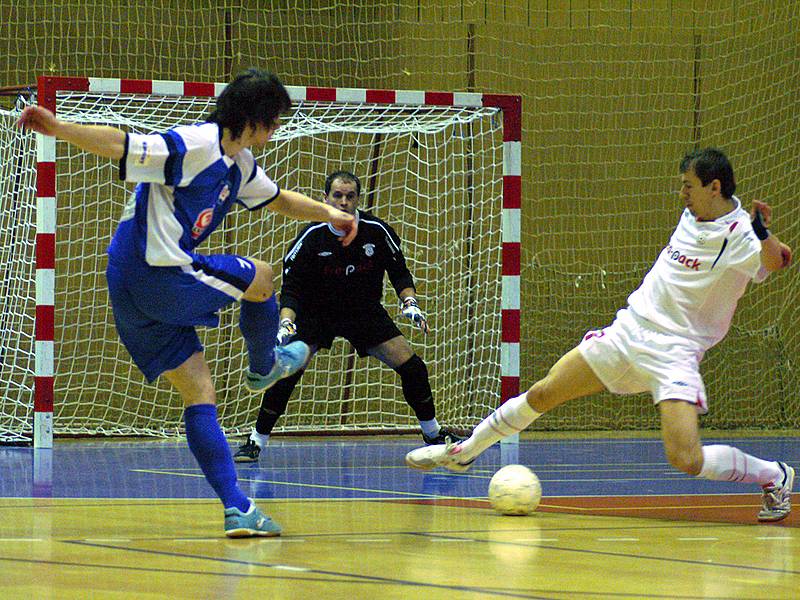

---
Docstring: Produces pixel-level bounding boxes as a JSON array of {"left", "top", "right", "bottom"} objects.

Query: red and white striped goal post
[{"left": 33, "top": 76, "right": 522, "bottom": 447}]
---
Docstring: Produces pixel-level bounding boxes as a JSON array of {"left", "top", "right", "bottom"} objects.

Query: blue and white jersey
[{"left": 108, "top": 122, "right": 280, "bottom": 266}]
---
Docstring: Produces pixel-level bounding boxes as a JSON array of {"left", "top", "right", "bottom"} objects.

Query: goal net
[{"left": 0, "top": 81, "right": 519, "bottom": 441}]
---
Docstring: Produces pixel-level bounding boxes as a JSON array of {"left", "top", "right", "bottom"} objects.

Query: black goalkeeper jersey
[{"left": 279, "top": 210, "right": 415, "bottom": 317}]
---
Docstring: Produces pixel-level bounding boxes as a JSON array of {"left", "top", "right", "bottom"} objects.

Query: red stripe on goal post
[
  {"left": 35, "top": 305, "right": 55, "bottom": 342},
  {"left": 366, "top": 89, "right": 396, "bottom": 104},
  {"left": 35, "top": 233, "right": 55, "bottom": 269},
  {"left": 306, "top": 87, "right": 337, "bottom": 102},
  {"left": 120, "top": 79, "right": 153, "bottom": 94},
  {"left": 183, "top": 82, "right": 217, "bottom": 97},
  {"left": 482, "top": 94, "right": 522, "bottom": 141},
  {"left": 502, "top": 243, "right": 521, "bottom": 276},
  {"left": 503, "top": 176, "right": 521, "bottom": 208},
  {"left": 501, "top": 309, "right": 521, "bottom": 343},
  {"left": 501, "top": 376, "right": 520, "bottom": 403},
  {"left": 38, "top": 77, "right": 90, "bottom": 110},
  {"left": 34, "top": 377, "right": 54, "bottom": 412},
  {"left": 36, "top": 162, "right": 56, "bottom": 197},
  {"left": 424, "top": 91, "right": 454, "bottom": 105}
]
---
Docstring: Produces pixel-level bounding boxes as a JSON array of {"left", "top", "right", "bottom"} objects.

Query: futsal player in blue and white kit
[
  {"left": 407, "top": 148, "right": 796, "bottom": 523},
  {"left": 17, "top": 69, "right": 357, "bottom": 537}
]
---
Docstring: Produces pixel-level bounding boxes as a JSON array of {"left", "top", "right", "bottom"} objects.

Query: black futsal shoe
[
  {"left": 422, "top": 426, "right": 465, "bottom": 446},
  {"left": 233, "top": 438, "right": 261, "bottom": 463}
]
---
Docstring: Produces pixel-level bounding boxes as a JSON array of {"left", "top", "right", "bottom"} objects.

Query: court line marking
[
  {"left": 62, "top": 540, "right": 557, "bottom": 598},
  {"left": 129, "top": 468, "right": 474, "bottom": 499},
  {"left": 413, "top": 532, "right": 800, "bottom": 575},
  {"left": 0, "top": 555, "right": 390, "bottom": 587},
  {"left": 540, "top": 502, "right": 764, "bottom": 512}
]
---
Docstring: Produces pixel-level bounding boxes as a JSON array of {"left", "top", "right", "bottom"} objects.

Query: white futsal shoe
[
  {"left": 758, "top": 462, "right": 794, "bottom": 523},
  {"left": 405, "top": 440, "right": 476, "bottom": 473}
]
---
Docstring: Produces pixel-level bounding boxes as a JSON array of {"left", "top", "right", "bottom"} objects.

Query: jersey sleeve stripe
[
  {"left": 159, "top": 131, "right": 183, "bottom": 186},
  {"left": 240, "top": 185, "right": 280, "bottom": 211},
  {"left": 246, "top": 161, "right": 259, "bottom": 184},
  {"left": 283, "top": 223, "right": 327, "bottom": 260},
  {"left": 118, "top": 133, "right": 130, "bottom": 181},
  {"left": 361, "top": 218, "right": 400, "bottom": 253}
]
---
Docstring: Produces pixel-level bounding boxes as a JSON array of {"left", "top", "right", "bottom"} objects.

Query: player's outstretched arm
[
  {"left": 751, "top": 201, "right": 792, "bottom": 272},
  {"left": 399, "top": 289, "right": 430, "bottom": 335},
  {"left": 16, "top": 105, "right": 126, "bottom": 160},
  {"left": 268, "top": 189, "right": 357, "bottom": 246}
]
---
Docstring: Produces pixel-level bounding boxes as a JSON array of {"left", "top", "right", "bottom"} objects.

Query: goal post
[{"left": 0, "top": 76, "right": 521, "bottom": 445}]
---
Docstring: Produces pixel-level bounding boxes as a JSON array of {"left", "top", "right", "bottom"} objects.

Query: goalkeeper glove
[
  {"left": 277, "top": 318, "right": 297, "bottom": 345},
  {"left": 401, "top": 297, "right": 430, "bottom": 334}
]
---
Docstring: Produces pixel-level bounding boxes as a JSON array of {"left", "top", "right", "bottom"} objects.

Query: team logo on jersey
[
  {"left": 363, "top": 243, "right": 375, "bottom": 257},
  {"left": 192, "top": 208, "right": 214, "bottom": 239},
  {"left": 317, "top": 251, "right": 332, "bottom": 257},
  {"left": 663, "top": 244, "right": 701, "bottom": 271},
  {"left": 137, "top": 140, "right": 150, "bottom": 165},
  {"left": 217, "top": 184, "right": 230, "bottom": 205},
  {"left": 697, "top": 232, "right": 707, "bottom": 246}
]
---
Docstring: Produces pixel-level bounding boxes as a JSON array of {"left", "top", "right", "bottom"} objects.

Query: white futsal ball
[{"left": 488, "top": 464, "right": 542, "bottom": 516}]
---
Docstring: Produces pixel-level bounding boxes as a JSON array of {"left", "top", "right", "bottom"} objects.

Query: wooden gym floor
[{"left": 1, "top": 435, "right": 798, "bottom": 599}]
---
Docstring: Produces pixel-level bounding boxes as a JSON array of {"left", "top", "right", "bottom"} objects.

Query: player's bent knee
[
  {"left": 395, "top": 355, "right": 435, "bottom": 420},
  {"left": 664, "top": 446, "right": 703, "bottom": 475},
  {"left": 527, "top": 378, "right": 561, "bottom": 412},
  {"left": 394, "top": 354, "right": 428, "bottom": 378},
  {"left": 242, "top": 258, "right": 275, "bottom": 301}
]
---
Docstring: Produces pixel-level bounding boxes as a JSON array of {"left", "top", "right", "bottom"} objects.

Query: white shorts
[{"left": 577, "top": 308, "right": 708, "bottom": 414}]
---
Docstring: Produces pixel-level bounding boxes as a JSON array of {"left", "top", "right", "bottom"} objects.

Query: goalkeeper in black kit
[{"left": 233, "top": 170, "right": 462, "bottom": 461}]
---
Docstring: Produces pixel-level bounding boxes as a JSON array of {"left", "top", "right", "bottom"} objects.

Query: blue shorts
[{"left": 106, "top": 253, "right": 257, "bottom": 382}]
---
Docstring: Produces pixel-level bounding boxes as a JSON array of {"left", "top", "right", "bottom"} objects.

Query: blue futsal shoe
[
  {"left": 244, "top": 341, "right": 310, "bottom": 393},
  {"left": 224, "top": 500, "right": 281, "bottom": 538}
]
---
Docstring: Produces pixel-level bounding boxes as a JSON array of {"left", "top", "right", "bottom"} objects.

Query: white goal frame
[{"left": 30, "top": 75, "right": 522, "bottom": 448}]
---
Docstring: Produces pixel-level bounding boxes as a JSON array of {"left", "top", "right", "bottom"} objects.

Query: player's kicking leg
[
  {"left": 235, "top": 256, "right": 310, "bottom": 392},
  {"left": 406, "top": 347, "right": 605, "bottom": 472}
]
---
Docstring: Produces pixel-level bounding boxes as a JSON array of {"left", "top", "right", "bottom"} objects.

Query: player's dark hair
[
  {"left": 680, "top": 147, "right": 736, "bottom": 199},
  {"left": 207, "top": 68, "right": 291, "bottom": 141},
  {"left": 325, "top": 170, "right": 361, "bottom": 196}
]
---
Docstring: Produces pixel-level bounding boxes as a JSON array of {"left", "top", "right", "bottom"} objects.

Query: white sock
[
  {"left": 458, "top": 393, "right": 541, "bottom": 460},
  {"left": 698, "top": 444, "right": 783, "bottom": 487},
  {"left": 419, "top": 418, "right": 440, "bottom": 438},
  {"left": 249, "top": 429, "right": 270, "bottom": 449}
]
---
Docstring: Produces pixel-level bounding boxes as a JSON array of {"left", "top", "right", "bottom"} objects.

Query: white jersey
[{"left": 626, "top": 196, "right": 765, "bottom": 350}]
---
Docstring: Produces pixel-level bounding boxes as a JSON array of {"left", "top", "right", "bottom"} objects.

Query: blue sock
[
  {"left": 239, "top": 294, "right": 279, "bottom": 375},
  {"left": 184, "top": 404, "right": 249, "bottom": 512}
]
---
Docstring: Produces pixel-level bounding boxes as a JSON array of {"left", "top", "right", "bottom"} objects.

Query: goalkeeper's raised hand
[
  {"left": 401, "top": 297, "right": 430, "bottom": 335},
  {"left": 277, "top": 318, "right": 297, "bottom": 345}
]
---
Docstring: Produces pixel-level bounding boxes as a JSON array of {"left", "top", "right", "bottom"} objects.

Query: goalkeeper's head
[
  {"left": 324, "top": 170, "right": 362, "bottom": 215},
  {"left": 208, "top": 68, "right": 292, "bottom": 142}
]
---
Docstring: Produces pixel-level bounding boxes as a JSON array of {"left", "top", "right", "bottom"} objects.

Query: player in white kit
[{"left": 406, "top": 148, "right": 795, "bottom": 522}]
